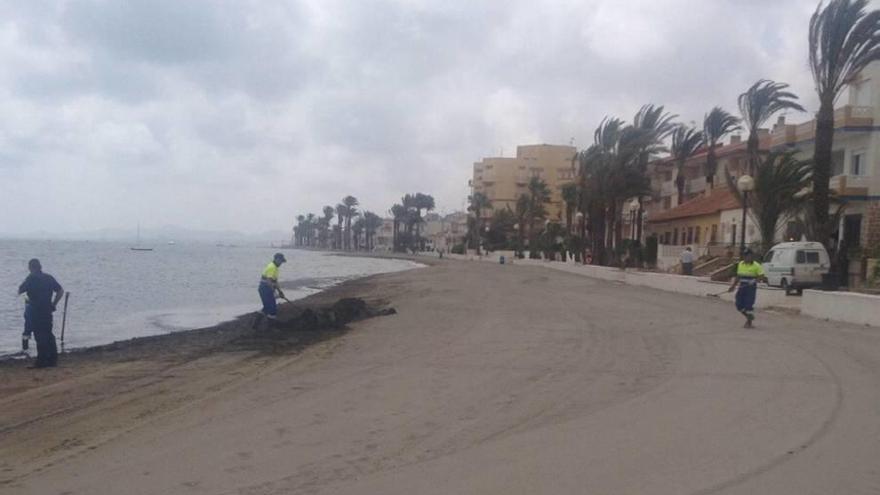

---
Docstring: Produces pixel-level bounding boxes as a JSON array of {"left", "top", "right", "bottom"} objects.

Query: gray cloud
[{"left": 0, "top": 0, "right": 846, "bottom": 236}]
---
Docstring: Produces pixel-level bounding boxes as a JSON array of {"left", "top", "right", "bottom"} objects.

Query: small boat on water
[{"left": 130, "top": 223, "right": 153, "bottom": 251}]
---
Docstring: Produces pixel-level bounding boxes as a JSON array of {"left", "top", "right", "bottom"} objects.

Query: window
[
  {"left": 806, "top": 251, "right": 820, "bottom": 263},
  {"left": 851, "top": 152, "right": 864, "bottom": 176},
  {"left": 764, "top": 251, "right": 775, "bottom": 262},
  {"left": 796, "top": 250, "right": 806, "bottom": 264},
  {"left": 673, "top": 228, "right": 679, "bottom": 245},
  {"left": 687, "top": 227, "right": 694, "bottom": 244},
  {"left": 663, "top": 197, "right": 671, "bottom": 210},
  {"left": 711, "top": 224, "right": 718, "bottom": 243},
  {"left": 695, "top": 226, "right": 701, "bottom": 244},
  {"left": 681, "top": 230, "right": 687, "bottom": 245}
]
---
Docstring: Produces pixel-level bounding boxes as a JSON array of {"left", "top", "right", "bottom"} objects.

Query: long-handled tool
[
  {"left": 60, "top": 292, "right": 70, "bottom": 349},
  {"left": 707, "top": 289, "right": 730, "bottom": 298}
]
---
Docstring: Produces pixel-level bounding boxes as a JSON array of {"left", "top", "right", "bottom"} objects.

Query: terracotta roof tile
[{"left": 648, "top": 188, "right": 740, "bottom": 223}]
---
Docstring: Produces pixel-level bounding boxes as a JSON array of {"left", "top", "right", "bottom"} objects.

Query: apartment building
[
  {"left": 470, "top": 144, "right": 577, "bottom": 221},
  {"left": 769, "top": 61, "right": 880, "bottom": 254}
]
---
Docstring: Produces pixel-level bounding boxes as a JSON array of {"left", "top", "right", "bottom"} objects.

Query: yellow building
[{"left": 470, "top": 144, "right": 576, "bottom": 220}]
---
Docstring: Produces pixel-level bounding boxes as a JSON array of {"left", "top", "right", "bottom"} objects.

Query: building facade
[{"left": 470, "top": 144, "right": 577, "bottom": 221}]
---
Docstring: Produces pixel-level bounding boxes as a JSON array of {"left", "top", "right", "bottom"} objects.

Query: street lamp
[{"left": 737, "top": 174, "right": 755, "bottom": 255}]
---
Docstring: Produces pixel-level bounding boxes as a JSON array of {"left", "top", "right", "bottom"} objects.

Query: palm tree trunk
[
  {"left": 813, "top": 98, "right": 834, "bottom": 248},
  {"left": 747, "top": 131, "right": 760, "bottom": 176}
]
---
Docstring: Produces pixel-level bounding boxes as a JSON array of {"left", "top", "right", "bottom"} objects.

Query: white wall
[{"left": 802, "top": 290, "right": 880, "bottom": 327}]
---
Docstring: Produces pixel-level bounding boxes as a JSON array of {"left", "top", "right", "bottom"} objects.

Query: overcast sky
[{"left": 0, "top": 0, "right": 849, "bottom": 235}]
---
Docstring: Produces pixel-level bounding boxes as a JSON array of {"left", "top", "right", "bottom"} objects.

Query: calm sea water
[{"left": 0, "top": 240, "right": 421, "bottom": 356}]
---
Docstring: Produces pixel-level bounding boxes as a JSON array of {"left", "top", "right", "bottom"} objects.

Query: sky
[{"left": 0, "top": 0, "right": 847, "bottom": 236}]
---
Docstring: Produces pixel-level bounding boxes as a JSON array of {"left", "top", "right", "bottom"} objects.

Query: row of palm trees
[
  {"left": 292, "top": 192, "right": 437, "bottom": 253},
  {"left": 292, "top": 195, "right": 381, "bottom": 251},
  {"left": 470, "top": 0, "right": 880, "bottom": 265}
]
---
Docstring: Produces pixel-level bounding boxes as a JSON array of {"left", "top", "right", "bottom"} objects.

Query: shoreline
[{"left": 0, "top": 253, "right": 426, "bottom": 362}]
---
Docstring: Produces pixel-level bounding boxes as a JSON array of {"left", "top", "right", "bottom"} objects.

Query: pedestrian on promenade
[
  {"left": 17, "top": 259, "right": 64, "bottom": 368},
  {"left": 727, "top": 248, "right": 767, "bottom": 328},
  {"left": 252, "top": 252, "right": 287, "bottom": 330},
  {"left": 680, "top": 246, "right": 695, "bottom": 275}
]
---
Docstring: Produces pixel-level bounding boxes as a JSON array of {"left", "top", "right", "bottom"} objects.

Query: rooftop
[{"left": 648, "top": 188, "right": 740, "bottom": 223}]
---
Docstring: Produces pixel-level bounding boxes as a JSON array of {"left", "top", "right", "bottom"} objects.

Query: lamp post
[
  {"left": 737, "top": 174, "right": 755, "bottom": 255},
  {"left": 513, "top": 223, "right": 520, "bottom": 258}
]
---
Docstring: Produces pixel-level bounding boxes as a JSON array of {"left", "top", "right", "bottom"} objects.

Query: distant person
[
  {"left": 727, "top": 248, "right": 767, "bottom": 328},
  {"left": 17, "top": 259, "right": 64, "bottom": 368},
  {"left": 680, "top": 246, "right": 695, "bottom": 275},
  {"left": 252, "top": 253, "right": 287, "bottom": 330}
]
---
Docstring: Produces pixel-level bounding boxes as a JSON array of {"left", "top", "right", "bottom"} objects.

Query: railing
[
  {"left": 795, "top": 121, "right": 815, "bottom": 141},
  {"left": 772, "top": 105, "right": 874, "bottom": 146},
  {"left": 834, "top": 104, "right": 874, "bottom": 124},
  {"left": 658, "top": 244, "right": 708, "bottom": 258}
]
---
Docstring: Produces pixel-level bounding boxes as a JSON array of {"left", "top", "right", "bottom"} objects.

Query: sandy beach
[{"left": 2, "top": 258, "right": 880, "bottom": 494}]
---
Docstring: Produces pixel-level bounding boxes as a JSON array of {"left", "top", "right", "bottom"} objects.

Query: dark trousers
[
  {"left": 32, "top": 317, "right": 58, "bottom": 367},
  {"left": 259, "top": 282, "right": 277, "bottom": 318},
  {"left": 682, "top": 262, "right": 694, "bottom": 275},
  {"left": 735, "top": 284, "right": 757, "bottom": 314}
]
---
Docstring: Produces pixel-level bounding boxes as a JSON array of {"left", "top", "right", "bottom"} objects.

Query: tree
[
  {"left": 737, "top": 80, "right": 805, "bottom": 175},
  {"left": 342, "top": 195, "right": 359, "bottom": 250},
  {"left": 726, "top": 152, "right": 812, "bottom": 253},
  {"left": 363, "top": 211, "right": 382, "bottom": 251},
  {"left": 390, "top": 203, "right": 406, "bottom": 252},
  {"left": 670, "top": 124, "right": 703, "bottom": 205},
  {"left": 525, "top": 176, "right": 551, "bottom": 258},
  {"left": 514, "top": 194, "right": 529, "bottom": 257},
  {"left": 320, "top": 205, "right": 335, "bottom": 249},
  {"left": 560, "top": 182, "right": 579, "bottom": 234},
  {"left": 413, "top": 193, "right": 435, "bottom": 251},
  {"left": 352, "top": 216, "right": 365, "bottom": 251},
  {"left": 467, "top": 191, "right": 492, "bottom": 255},
  {"left": 809, "top": 0, "right": 880, "bottom": 246},
  {"left": 335, "top": 204, "right": 347, "bottom": 250},
  {"left": 631, "top": 104, "right": 677, "bottom": 241},
  {"left": 703, "top": 107, "right": 741, "bottom": 188}
]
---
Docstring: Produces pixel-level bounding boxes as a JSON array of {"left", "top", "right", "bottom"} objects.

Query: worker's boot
[{"left": 743, "top": 311, "right": 754, "bottom": 328}]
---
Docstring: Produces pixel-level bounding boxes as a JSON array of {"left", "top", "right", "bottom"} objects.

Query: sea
[{"left": 0, "top": 240, "right": 421, "bottom": 357}]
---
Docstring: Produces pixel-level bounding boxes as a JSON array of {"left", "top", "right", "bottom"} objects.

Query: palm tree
[
  {"left": 305, "top": 213, "right": 316, "bottom": 247},
  {"left": 670, "top": 124, "right": 704, "bottom": 205},
  {"left": 631, "top": 104, "right": 677, "bottom": 241},
  {"left": 390, "top": 203, "right": 406, "bottom": 252},
  {"left": 342, "top": 195, "right": 359, "bottom": 250},
  {"left": 321, "top": 206, "right": 335, "bottom": 249},
  {"left": 525, "top": 176, "right": 551, "bottom": 258},
  {"left": 352, "top": 216, "right": 365, "bottom": 251},
  {"left": 294, "top": 214, "right": 306, "bottom": 246},
  {"left": 467, "top": 191, "right": 492, "bottom": 255},
  {"left": 335, "top": 204, "right": 346, "bottom": 250},
  {"left": 809, "top": 0, "right": 880, "bottom": 245},
  {"left": 573, "top": 117, "right": 652, "bottom": 264},
  {"left": 363, "top": 211, "right": 382, "bottom": 250},
  {"left": 703, "top": 107, "right": 741, "bottom": 188},
  {"left": 560, "top": 182, "right": 579, "bottom": 234},
  {"left": 738, "top": 79, "right": 805, "bottom": 175},
  {"left": 413, "top": 193, "right": 435, "bottom": 250},
  {"left": 726, "top": 152, "right": 812, "bottom": 253}
]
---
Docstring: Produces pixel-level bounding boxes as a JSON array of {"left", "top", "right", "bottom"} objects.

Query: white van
[{"left": 762, "top": 242, "right": 830, "bottom": 294}]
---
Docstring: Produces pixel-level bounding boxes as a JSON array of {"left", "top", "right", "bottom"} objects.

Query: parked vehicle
[{"left": 762, "top": 242, "right": 830, "bottom": 295}]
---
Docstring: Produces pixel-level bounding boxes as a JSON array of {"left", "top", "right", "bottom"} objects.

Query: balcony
[
  {"left": 772, "top": 105, "right": 874, "bottom": 145},
  {"left": 659, "top": 180, "right": 676, "bottom": 196},
  {"left": 830, "top": 174, "right": 871, "bottom": 196}
]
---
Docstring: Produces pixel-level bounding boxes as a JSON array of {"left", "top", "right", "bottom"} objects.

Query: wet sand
[{"left": 2, "top": 259, "right": 880, "bottom": 494}]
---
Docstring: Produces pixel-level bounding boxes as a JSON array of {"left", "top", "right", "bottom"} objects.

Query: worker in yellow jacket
[
  {"left": 252, "top": 253, "right": 287, "bottom": 330},
  {"left": 727, "top": 249, "right": 767, "bottom": 328}
]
